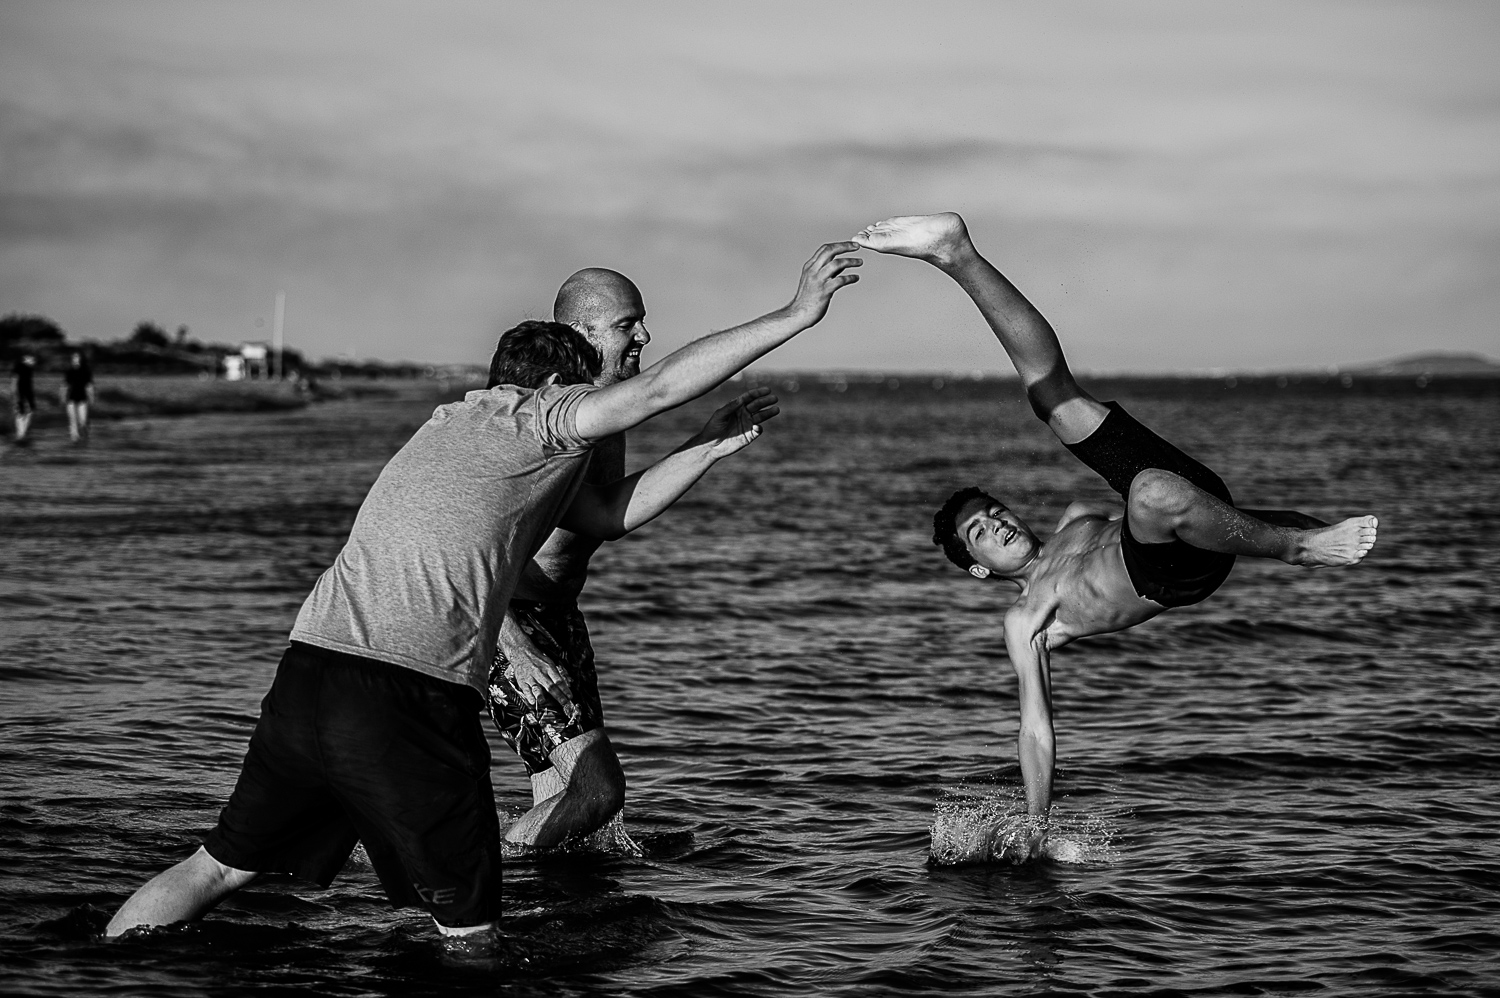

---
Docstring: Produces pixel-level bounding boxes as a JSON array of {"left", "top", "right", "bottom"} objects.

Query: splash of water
[
  {"left": 569, "top": 811, "right": 645, "bottom": 857},
  {"left": 499, "top": 809, "right": 645, "bottom": 860},
  {"left": 928, "top": 785, "right": 1119, "bottom": 866}
]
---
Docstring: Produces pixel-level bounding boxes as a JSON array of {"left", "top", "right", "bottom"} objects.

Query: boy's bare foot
[
  {"left": 852, "top": 212, "right": 975, "bottom": 269},
  {"left": 1293, "top": 515, "right": 1378, "bottom": 567}
]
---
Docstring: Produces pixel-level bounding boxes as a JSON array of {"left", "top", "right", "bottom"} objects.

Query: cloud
[{"left": 1, "top": 1, "right": 1497, "bottom": 369}]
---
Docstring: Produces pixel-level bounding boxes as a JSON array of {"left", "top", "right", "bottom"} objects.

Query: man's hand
[
  {"left": 572, "top": 239, "right": 861, "bottom": 442},
  {"left": 692, "top": 387, "right": 780, "bottom": 460},
  {"left": 784, "top": 241, "right": 862, "bottom": 326},
  {"left": 499, "top": 621, "right": 578, "bottom": 723}
]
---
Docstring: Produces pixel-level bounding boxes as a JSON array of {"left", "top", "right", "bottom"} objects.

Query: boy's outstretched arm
[
  {"left": 1004, "top": 614, "right": 1056, "bottom": 817},
  {"left": 573, "top": 243, "right": 859, "bottom": 441},
  {"left": 853, "top": 212, "right": 1107, "bottom": 445}
]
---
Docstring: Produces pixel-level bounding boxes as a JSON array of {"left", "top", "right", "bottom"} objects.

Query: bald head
[
  {"left": 552, "top": 268, "right": 650, "bottom": 386},
  {"left": 554, "top": 268, "right": 641, "bottom": 328}
]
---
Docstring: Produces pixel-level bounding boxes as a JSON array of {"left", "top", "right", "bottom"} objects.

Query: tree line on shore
[{"left": 2, "top": 313, "right": 434, "bottom": 379}]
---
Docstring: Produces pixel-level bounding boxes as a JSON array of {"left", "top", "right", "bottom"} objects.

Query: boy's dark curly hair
[{"left": 932, "top": 486, "right": 998, "bottom": 571}]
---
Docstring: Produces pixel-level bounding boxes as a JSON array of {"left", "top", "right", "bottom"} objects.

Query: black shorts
[
  {"left": 203, "top": 642, "right": 502, "bottom": 927},
  {"left": 1065, "top": 402, "right": 1236, "bottom": 608},
  {"left": 489, "top": 600, "right": 604, "bottom": 776}
]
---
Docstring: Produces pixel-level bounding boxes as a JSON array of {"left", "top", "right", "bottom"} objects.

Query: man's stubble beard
[{"left": 592, "top": 355, "right": 640, "bottom": 388}]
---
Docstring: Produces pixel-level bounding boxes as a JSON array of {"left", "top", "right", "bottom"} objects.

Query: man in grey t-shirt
[{"left": 106, "top": 239, "right": 862, "bottom": 942}]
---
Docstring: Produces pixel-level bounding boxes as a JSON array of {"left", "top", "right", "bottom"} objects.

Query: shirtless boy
[{"left": 853, "top": 213, "right": 1377, "bottom": 843}]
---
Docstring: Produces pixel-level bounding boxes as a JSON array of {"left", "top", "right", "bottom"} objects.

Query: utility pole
[{"left": 272, "top": 290, "right": 286, "bottom": 381}]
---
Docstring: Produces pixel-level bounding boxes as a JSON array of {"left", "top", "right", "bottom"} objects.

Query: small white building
[
  {"left": 222, "top": 343, "right": 272, "bottom": 380},
  {"left": 240, "top": 342, "right": 270, "bottom": 379}
]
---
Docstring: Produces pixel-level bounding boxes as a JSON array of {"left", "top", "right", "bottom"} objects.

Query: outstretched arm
[
  {"left": 1004, "top": 613, "right": 1056, "bottom": 817},
  {"left": 572, "top": 243, "right": 859, "bottom": 441},
  {"left": 854, "top": 213, "right": 1108, "bottom": 445},
  {"left": 560, "top": 388, "right": 779, "bottom": 541}
]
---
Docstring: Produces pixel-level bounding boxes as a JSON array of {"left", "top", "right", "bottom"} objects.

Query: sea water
[{"left": 1, "top": 375, "right": 1497, "bottom": 996}]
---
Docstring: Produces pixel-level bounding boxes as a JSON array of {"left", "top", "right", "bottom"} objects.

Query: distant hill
[{"left": 1350, "top": 352, "right": 1500, "bottom": 376}]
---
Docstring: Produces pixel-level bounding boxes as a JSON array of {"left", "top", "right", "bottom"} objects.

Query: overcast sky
[{"left": 2, "top": 1, "right": 1496, "bottom": 373}]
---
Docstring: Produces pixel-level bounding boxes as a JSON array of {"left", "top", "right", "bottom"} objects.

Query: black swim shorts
[
  {"left": 489, "top": 599, "right": 604, "bottom": 776},
  {"left": 203, "top": 642, "right": 502, "bottom": 928},
  {"left": 1064, "top": 401, "right": 1236, "bottom": 608}
]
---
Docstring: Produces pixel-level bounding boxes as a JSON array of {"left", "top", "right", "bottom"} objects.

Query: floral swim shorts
[{"left": 488, "top": 599, "right": 604, "bottom": 776}]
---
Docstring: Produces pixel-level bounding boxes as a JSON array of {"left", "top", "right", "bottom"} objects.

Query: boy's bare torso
[{"left": 1005, "top": 505, "right": 1166, "bottom": 652}]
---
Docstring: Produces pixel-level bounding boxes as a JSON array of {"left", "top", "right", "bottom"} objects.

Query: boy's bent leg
[
  {"left": 1129, "top": 469, "right": 1377, "bottom": 567},
  {"left": 105, "top": 847, "right": 257, "bottom": 937},
  {"left": 1237, "top": 508, "right": 1330, "bottom": 530}
]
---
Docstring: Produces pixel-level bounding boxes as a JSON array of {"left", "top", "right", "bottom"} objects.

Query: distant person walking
[
  {"left": 10, "top": 353, "right": 36, "bottom": 445},
  {"left": 62, "top": 351, "right": 94, "bottom": 443}
]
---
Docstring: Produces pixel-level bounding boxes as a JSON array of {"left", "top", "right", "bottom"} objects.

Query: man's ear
[
  {"left": 968, "top": 565, "right": 990, "bottom": 580},
  {"left": 544, "top": 372, "right": 562, "bottom": 386}
]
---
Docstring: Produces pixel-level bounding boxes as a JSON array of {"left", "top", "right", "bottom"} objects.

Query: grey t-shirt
[{"left": 291, "top": 382, "right": 596, "bottom": 691}]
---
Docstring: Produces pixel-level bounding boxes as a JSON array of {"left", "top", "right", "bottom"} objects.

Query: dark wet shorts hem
[
  {"left": 204, "top": 641, "right": 501, "bottom": 927},
  {"left": 1066, "top": 402, "right": 1236, "bottom": 608}
]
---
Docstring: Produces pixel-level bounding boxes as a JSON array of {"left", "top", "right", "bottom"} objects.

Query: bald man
[{"left": 489, "top": 268, "right": 704, "bottom": 847}]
